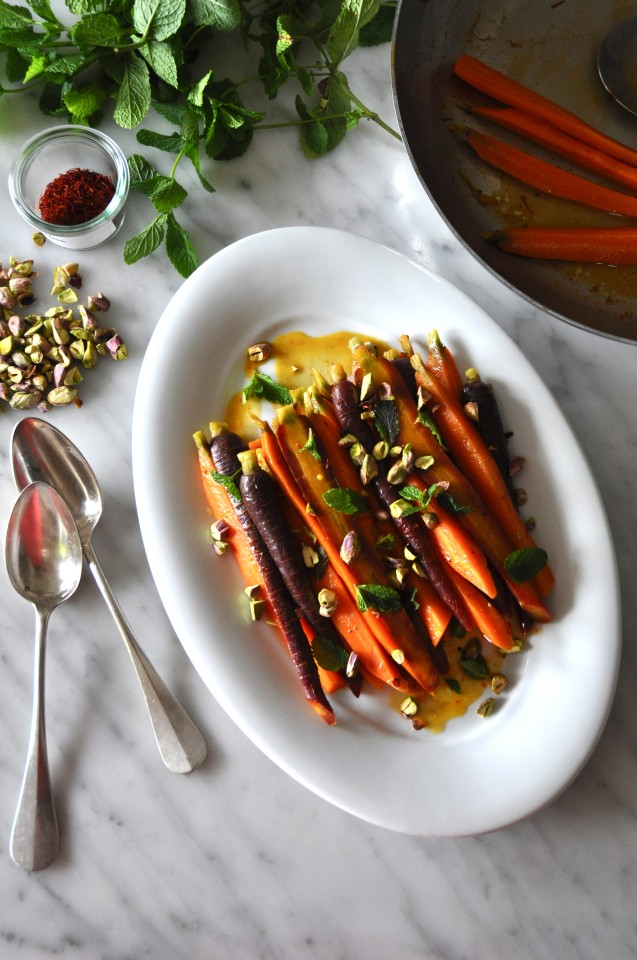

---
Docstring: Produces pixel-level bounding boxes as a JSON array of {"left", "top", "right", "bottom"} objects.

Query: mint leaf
[
  {"left": 139, "top": 39, "right": 179, "bottom": 87},
  {"left": 69, "top": 13, "right": 121, "bottom": 46},
  {"left": 113, "top": 53, "right": 151, "bottom": 128},
  {"left": 132, "top": 0, "right": 186, "bottom": 41},
  {"left": 63, "top": 82, "right": 108, "bottom": 124},
  {"left": 437, "top": 491, "right": 472, "bottom": 515},
  {"left": 359, "top": 2, "right": 395, "bottom": 45},
  {"left": 417, "top": 408, "right": 444, "bottom": 447},
  {"left": 355, "top": 583, "right": 401, "bottom": 613},
  {"left": 165, "top": 212, "right": 200, "bottom": 277},
  {"left": 322, "top": 487, "right": 369, "bottom": 514},
  {"left": 326, "top": 0, "right": 379, "bottom": 67},
  {"left": 137, "top": 128, "right": 184, "bottom": 153},
  {"left": 211, "top": 470, "right": 241, "bottom": 501},
  {"left": 504, "top": 546, "right": 548, "bottom": 583},
  {"left": 187, "top": 0, "right": 240, "bottom": 31},
  {"left": 300, "top": 427, "right": 321, "bottom": 461},
  {"left": 242, "top": 372, "right": 292, "bottom": 406},
  {"left": 124, "top": 214, "right": 167, "bottom": 264},
  {"left": 311, "top": 634, "right": 348, "bottom": 672},
  {"left": 374, "top": 396, "right": 398, "bottom": 445},
  {"left": 445, "top": 676, "right": 461, "bottom": 694},
  {"left": 0, "top": 0, "right": 33, "bottom": 31}
]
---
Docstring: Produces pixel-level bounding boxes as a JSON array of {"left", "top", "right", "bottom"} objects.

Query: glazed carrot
[
  {"left": 193, "top": 430, "right": 266, "bottom": 602},
  {"left": 444, "top": 566, "right": 513, "bottom": 652},
  {"left": 424, "top": 329, "right": 464, "bottom": 398},
  {"left": 275, "top": 404, "right": 440, "bottom": 693},
  {"left": 490, "top": 225, "right": 637, "bottom": 264},
  {"left": 401, "top": 471, "right": 497, "bottom": 599},
  {"left": 304, "top": 385, "right": 458, "bottom": 644},
  {"left": 299, "top": 618, "right": 347, "bottom": 695},
  {"left": 463, "top": 127, "right": 637, "bottom": 219},
  {"left": 208, "top": 423, "right": 336, "bottom": 725},
  {"left": 328, "top": 369, "right": 473, "bottom": 630},
  {"left": 349, "top": 338, "right": 552, "bottom": 622},
  {"left": 453, "top": 53, "right": 637, "bottom": 168},
  {"left": 259, "top": 421, "right": 414, "bottom": 692},
  {"left": 410, "top": 351, "right": 554, "bottom": 598},
  {"left": 468, "top": 104, "right": 637, "bottom": 193}
]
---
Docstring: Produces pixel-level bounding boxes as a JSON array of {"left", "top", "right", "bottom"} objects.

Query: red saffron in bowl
[{"left": 38, "top": 167, "right": 116, "bottom": 226}]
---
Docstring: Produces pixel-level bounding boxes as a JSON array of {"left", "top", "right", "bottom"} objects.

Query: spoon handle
[
  {"left": 10, "top": 608, "right": 59, "bottom": 872},
  {"left": 84, "top": 542, "right": 207, "bottom": 774}
]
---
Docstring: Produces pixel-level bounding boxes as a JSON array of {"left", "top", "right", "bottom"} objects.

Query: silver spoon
[
  {"left": 598, "top": 18, "right": 637, "bottom": 115},
  {"left": 6, "top": 481, "right": 83, "bottom": 871},
  {"left": 12, "top": 418, "right": 207, "bottom": 775}
]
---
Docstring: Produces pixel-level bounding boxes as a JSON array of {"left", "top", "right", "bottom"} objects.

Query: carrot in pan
[
  {"left": 462, "top": 127, "right": 637, "bottom": 219},
  {"left": 488, "top": 225, "right": 637, "bottom": 264},
  {"left": 349, "top": 337, "right": 552, "bottom": 623},
  {"left": 208, "top": 422, "right": 336, "bottom": 725},
  {"left": 409, "top": 351, "right": 554, "bottom": 599},
  {"left": 467, "top": 103, "right": 637, "bottom": 194},
  {"left": 453, "top": 53, "right": 637, "bottom": 168}
]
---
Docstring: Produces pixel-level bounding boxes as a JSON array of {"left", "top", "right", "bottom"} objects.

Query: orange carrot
[
  {"left": 444, "top": 567, "right": 513, "bottom": 651},
  {"left": 193, "top": 430, "right": 267, "bottom": 603},
  {"left": 454, "top": 53, "right": 637, "bottom": 168},
  {"left": 410, "top": 351, "right": 554, "bottom": 598},
  {"left": 299, "top": 618, "right": 347, "bottom": 695},
  {"left": 490, "top": 225, "right": 637, "bottom": 264},
  {"left": 274, "top": 405, "right": 440, "bottom": 693},
  {"left": 410, "top": 573, "right": 453, "bottom": 646},
  {"left": 463, "top": 127, "right": 637, "bottom": 219},
  {"left": 468, "top": 104, "right": 637, "bottom": 193},
  {"left": 349, "top": 338, "right": 552, "bottom": 623},
  {"left": 402, "top": 471, "right": 497, "bottom": 599},
  {"left": 259, "top": 421, "right": 416, "bottom": 692},
  {"left": 425, "top": 329, "right": 464, "bottom": 397}
]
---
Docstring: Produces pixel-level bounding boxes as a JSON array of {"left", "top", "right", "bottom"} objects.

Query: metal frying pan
[{"left": 392, "top": 0, "right": 637, "bottom": 343}]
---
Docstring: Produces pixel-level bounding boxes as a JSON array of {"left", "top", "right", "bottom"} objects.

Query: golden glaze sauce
[{"left": 223, "top": 329, "right": 521, "bottom": 733}]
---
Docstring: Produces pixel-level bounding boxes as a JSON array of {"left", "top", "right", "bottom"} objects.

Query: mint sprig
[{"left": 0, "top": 0, "right": 399, "bottom": 276}]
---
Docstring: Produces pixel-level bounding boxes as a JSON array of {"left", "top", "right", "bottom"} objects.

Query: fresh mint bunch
[{"left": 0, "top": 0, "right": 398, "bottom": 276}]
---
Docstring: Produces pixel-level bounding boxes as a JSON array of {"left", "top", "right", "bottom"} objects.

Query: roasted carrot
[
  {"left": 208, "top": 422, "right": 335, "bottom": 725},
  {"left": 463, "top": 127, "right": 637, "bottom": 219},
  {"left": 259, "top": 421, "right": 414, "bottom": 692},
  {"left": 349, "top": 338, "right": 552, "bottom": 622},
  {"left": 490, "top": 225, "right": 637, "bottom": 264},
  {"left": 468, "top": 104, "right": 637, "bottom": 194},
  {"left": 460, "top": 368, "right": 516, "bottom": 501},
  {"left": 410, "top": 351, "right": 554, "bottom": 598},
  {"left": 193, "top": 430, "right": 268, "bottom": 607},
  {"left": 454, "top": 53, "right": 637, "bottom": 168},
  {"left": 274, "top": 404, "right": 440, "bottom": 694},
  {"left": 328, "top": 369, "right": 473, "bottom": 630},
  {"left": 424, "top": 329, "right": 464, "bottom": 398},
  {"left": 298, "top": 618, "right": 348, "bottom": 695},
  {"left": 444, "top": 566, "right": 513, "bottom": 652}
]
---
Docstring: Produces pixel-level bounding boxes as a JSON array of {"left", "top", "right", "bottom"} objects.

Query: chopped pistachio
[
  {"left": 414, "top": 454, "right": 435, "bottom": 471},
  {"left": 400, "top": 696, "right": 418, "bottom": 718},
  {"left": 372, "top": 440, "right": 389, "bottom": 460},
  {"left": 47, "top": 385, "right": 78, "bottom": 406},
  {"left": 391, "top": 648, "right": 405, "bottom": 665},
  {"left": 338, "top": 433, "right": 358, "bottom": 448},
  {"left": 359, "top": 371, "right": 373, "bottom": 402},
  {"left": 318, "top": 588, "right": 338, "bottom": 617},
  {"left": 390, "top": 499, "right": 413, "bottom": 519},
  {"left": 302, "top": 544, "right": 320, "bottom": 567},
  {"left": 58, "top": 287, "right": 78, "bottom": 305},
  {"left": 247, "top": 341, "right": 271, "bottom": 363},
  {"left": 346, "top": 651, "right": 359, "bottom": 677},
  {"left": 87, "top": 292, "right": 110, "bottom": 312},
  {"left": 213, "top": 539, "right": 229, "bottom": 556},
  {"left": 404, "top": 545, "right": 417, "bottom": 562},
  {"left": 348, "top": 441, "right": 365, "bottom": 466},
  {"left": 210, "top": 519, "right": 230, "bottom": 541},
  {"left": 491, "top": 673, "right": 508, "bottom": 695},
  {"left": 32, "top": 232, "right": 46, "bottom": 247},
  {"left": 386, "top": 461, "right": 408, "bottom": 485},
  {"left": 360, "top": 453, "right": 378, "bottom": 486},
  {"left": 0, "top": 286, "right": 16, "bottom": 310},
  {"left": 464, "top": 401, "right": 479, "bottom": 422},
  {"left": 389, "top": 445, "right": 402, "bottom": 457},
  {"left": 401, "top": 443, "right": 414, "bottom": 471},
  {"left": 411, "top": 561, "right": 426, "bottom": 578},
  {"left": 249, "top": 597, "right": 266, "bottom": 620},
  {"left": 477, "top": 698, "right": 495, "bottom": 718},
  {"left": 340, "top": 530, "right": 361, "bottom": 564}
]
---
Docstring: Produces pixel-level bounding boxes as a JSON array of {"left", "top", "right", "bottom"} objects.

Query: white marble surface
[{"left": 0, "top": 39, "right": 636, "bottom": 960}]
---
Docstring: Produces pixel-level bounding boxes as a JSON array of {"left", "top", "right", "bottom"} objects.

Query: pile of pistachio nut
[{"left": 0, "top": 255, "right": 127, "bottom": 411}]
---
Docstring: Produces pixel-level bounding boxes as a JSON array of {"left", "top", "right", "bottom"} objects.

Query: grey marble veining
[{"left": 0, "top": 40, "right": 636, "bottom": 960}]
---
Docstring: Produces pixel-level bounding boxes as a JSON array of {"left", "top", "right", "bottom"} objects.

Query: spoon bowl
[
  {"left": 598, "top": 18, "right": 637, "bottom": 115},
  {"left": 5, "top": 481, "right": 83, "bottom": 871},
  {"left": 12, "top": 417, "right": 207, "bottom": 774}
]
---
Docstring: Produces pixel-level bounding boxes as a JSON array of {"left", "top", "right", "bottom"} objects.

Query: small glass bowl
[{"left": 9, "top": 125, "right": 130, "bottom": 251}]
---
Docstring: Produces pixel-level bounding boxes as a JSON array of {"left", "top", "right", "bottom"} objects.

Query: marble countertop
[{"left": 1, "top": 39, "right": 636, "bottom": 960}]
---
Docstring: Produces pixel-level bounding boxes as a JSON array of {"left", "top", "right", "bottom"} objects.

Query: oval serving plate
[
  {"left": 392, "top": 0, "right": 637, "bottom": 343},
  {"left": 132, "top": 227, "right": 620, "bottom": 836}
]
